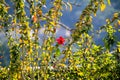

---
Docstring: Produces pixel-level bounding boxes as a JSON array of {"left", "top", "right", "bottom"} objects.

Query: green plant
[{"left": 0, "top": 0, "right": 120, "bottom": 80}]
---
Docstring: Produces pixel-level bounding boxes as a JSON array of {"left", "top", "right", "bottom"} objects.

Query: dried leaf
[
  {"left": 37, "top": 9, "right": 42, "bottom": 16},
  {"left": 32, "top": 13, "right": 37, "bottom": 23}
]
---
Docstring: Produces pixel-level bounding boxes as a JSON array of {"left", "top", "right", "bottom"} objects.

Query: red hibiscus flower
[{"left": 56, "top": 36, "right": 65, "bottom": 45}]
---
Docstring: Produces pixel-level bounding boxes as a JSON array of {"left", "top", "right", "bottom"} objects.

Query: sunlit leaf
[
  {"left": 100, "top": 3, "right": 106, "bottom": 12},
  {"left": 50, "top": 21, "right": 57, "bottom": 26},
  {"left": 107, "top": 0, "right": 111, "bottom": 6},
  {"left": 67, "top": 2, "right": 72, "bottom": 11},
  {"left": 117, "top": 20, "right": 120, "bottom": 25},
  {"left": 17, "top": 9, "right": 22, "bottom": 14},
  {"left": 78, "top": 72, "right": 84, "bottom": 76},
  {"left": 19, "top": 39, "right": 22, "bottom": 43},
  {"left": 58, "top": 63, "right": 66, "bottom": 67},
  {"left": 26, "top": 66, "right": 30, "bottom": 71},
  {"left": 27, "top": 48, "right": 33, "bottom": 54},
  {"left": 118, "top": 48, "right": 120, "bottom": 52},
  {"left": 94, "top": 13, "right": 96, "bottom": 17},
  {"left": 114, "top": 13, "right": 119, "bottom": 18}
]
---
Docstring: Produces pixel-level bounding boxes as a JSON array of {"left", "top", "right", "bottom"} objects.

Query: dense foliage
[{"left": 0, "top": 0, "right": 120, "bottom": 79}]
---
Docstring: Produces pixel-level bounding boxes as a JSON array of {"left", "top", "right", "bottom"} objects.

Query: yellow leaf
[
  {"left": 0, "top": 15, "right": 2, "bottom": 20},
  {"left": 118, "top": 48, "right": 120, "bottom": 52},
  {"left": 19, "top": 39, "right": 23, "bottom": 43},
  {"left": 89, "top": 57, "right": 94, "bottom": 61},
  {"left": 114, "top": 13, "right": 119, "bottom": 18},
  {"left": 27, "top": 49, "right": 33, "bottom": 54},
  {"left": 117, "top": 20, "right": 120, "bottom": 25},
  {"left": 50, "top": 21, "right": 57, "bottom": 26},
  {"left": 26, "top": 66, "right": 30, "bottom": 71},
  {"left": 47, "top": 47, "right": 53, "bottom": 51},
  {"left": 17, "top": 73, "right": 21, "bottom": 79},
  {"left": 94, "top": 13, "right": 96, "bottom": 17},
  {"left": 106, "top": 19, "right": 110, "bottom": 23},
  {"left": 20, "top": 2, "right": 24, "bottom": 8},
  {"left": 94, "top": 1, "right": 99, "bottom": 5},
  {"left": 36, "top": 45, "right": 39, "bottom": 49},
  {"left": 14, "top": 73, "right": 18, "bottom": 79},
  {"left": 58, "top": 63, "right": 66, "bottom": 67},
  {"left": 100, "top": 3, "right": 106, "bottom": 12},
  {"left": 67, "top": 2, "right": 72, "bottom": 11},
  {"left": 5, "top": 7, "right": 10, "bottom": 11},
  {"left": 107, "top": 0, "right": 111, "bottom": 6},
  {"left": 24, "top": 40, "right": 29, "bottom": 44},
  {"left": 36, "top": 0, "right": 38, "bottom": 2},
  {"left": 78, "top": 72, "right": 84, "bottom": 76}
]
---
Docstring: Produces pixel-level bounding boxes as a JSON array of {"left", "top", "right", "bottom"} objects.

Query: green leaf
[
  {"left": 107, "top": 0, "right": 111, "bottom": 6},
  {"left": 118, "top": 29, "right": 120, "bottom": 32},
  {"left": 41, "top": 0, "right": 46, "bottom": 5},
  {"left": 56, "top": 48, "right": 60, "bottom": 57},
  {"left": 17, "top": 9, "right": 21, "bottom": 14}
]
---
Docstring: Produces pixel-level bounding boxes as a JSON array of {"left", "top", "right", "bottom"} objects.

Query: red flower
[{"left": 56, "top": 36, "right": 65, "bottom": 45}]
